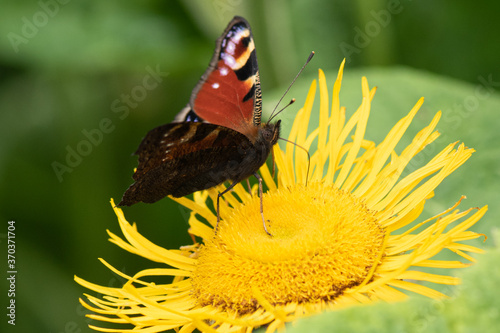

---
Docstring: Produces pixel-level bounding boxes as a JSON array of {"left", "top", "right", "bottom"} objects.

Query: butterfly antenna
[
  {"left": 269, "top": 98, "right": 296, "bottom": 122},
  {"left": 269, "top": 51, "right": 315, "bottom": 121},
  {"left": 277, "top": 137, "right": 311, "bottom": 186}
]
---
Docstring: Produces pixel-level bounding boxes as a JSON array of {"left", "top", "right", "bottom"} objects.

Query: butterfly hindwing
[{"left": 119, "top": 122, "right": 263, "bottom": 205}]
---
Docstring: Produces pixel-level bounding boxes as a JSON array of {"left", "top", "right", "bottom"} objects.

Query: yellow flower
[{"left": 75, "top": 60, "right": 487, "bottom": 332}]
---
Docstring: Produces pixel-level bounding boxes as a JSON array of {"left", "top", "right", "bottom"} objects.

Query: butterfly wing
[
  {"left": 118, "top": 17, "right": 277, "bottom": 207},
  {"left": 175, "top": 16, "right": 263, "bottom": 141},
  {"left": 119, "top": 122, "right": 256, "bottom": 206}
]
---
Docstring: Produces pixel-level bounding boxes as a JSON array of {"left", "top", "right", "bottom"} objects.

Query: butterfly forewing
[{"left": 188, "top": 16, "right": 262, "bottom": 139}]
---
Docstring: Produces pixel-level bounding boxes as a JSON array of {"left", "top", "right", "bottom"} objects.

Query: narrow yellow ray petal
[
  {"left": 296, "top": 80, "right": 317, "bottom": 146},
  {"left": 315, "top": 69, "right": 330, "bottom": 178},
  {"left": 335, "top": 77, "right": 371, "bottom": 188}
]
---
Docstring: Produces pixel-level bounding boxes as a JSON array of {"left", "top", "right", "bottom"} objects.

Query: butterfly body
[{"left": 119, "top": 16, "right": 280, "bottom": 207}]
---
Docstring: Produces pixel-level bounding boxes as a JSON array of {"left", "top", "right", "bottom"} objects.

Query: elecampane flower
[{"left": 76, "top": 61, "right": 486, "bottom": 333}]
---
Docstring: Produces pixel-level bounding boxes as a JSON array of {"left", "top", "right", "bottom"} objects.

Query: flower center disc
[{"left": 191, "top": 182, "right": 385, "bottom": 313}]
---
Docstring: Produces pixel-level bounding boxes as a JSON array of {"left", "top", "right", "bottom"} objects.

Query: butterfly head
[{"left": 261, "top": 119, "right": 281, "bottom": 146}]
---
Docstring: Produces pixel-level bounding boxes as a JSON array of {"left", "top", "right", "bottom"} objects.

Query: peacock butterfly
[{"left": 118, "top": 16, "right": 281, "bottom": 235}]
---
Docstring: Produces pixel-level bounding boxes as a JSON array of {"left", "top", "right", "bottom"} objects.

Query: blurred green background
[{"left": 1, "top": 0, "right": 499, "bottom": 332}]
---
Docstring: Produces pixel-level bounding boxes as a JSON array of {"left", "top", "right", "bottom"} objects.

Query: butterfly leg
[
  {"left": 254, "top": 172, "right": 272, "bottom": 237},
  {"left": 215, "top": 180, "right": 240, "bottom": 234},
  {"left": 245, "top": 179, "right": 252, "bottom": 197}
]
